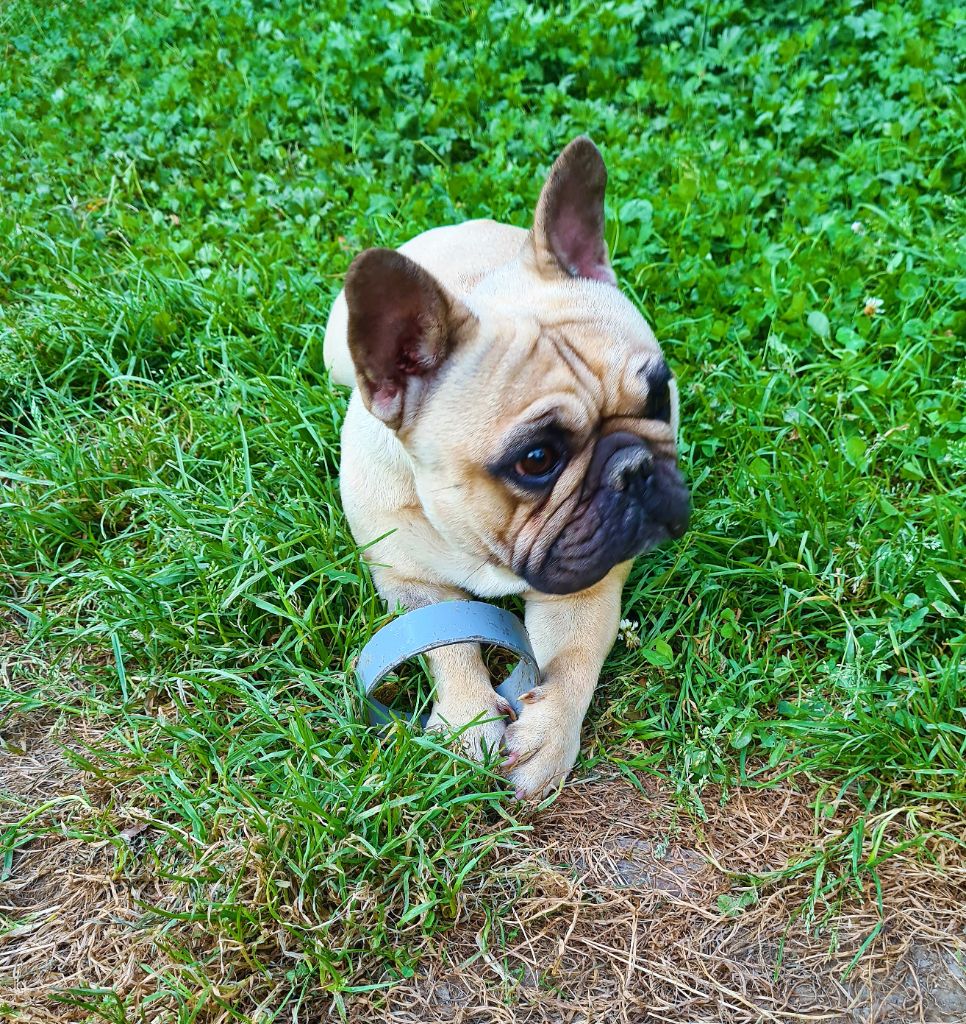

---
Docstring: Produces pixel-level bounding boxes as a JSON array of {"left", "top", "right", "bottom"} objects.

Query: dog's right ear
[{"left": 344, "top": 249, "right": 478, "bottom": 431}]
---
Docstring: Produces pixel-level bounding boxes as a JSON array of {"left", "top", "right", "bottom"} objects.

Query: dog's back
[{"left": 323, "top": 218, "right": 526, "bottom": 387}]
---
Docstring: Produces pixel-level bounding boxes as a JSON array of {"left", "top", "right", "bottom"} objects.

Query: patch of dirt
[
  {"left": 350, "top": 779, "right": 966, "bottom": 1023},
  {"left": 0, "top": 712, "right": 166, "bottom": 1021}
]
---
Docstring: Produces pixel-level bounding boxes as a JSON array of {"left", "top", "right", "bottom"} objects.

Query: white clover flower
[
  {"left": 851, "top": 221, "right": 865, "bottom": 234},
  {"left": 862, "top": 296, "right": 884, "bottom": 316},
  {"left": 618, "top": 618, "right": 641, "bottom": 649}
]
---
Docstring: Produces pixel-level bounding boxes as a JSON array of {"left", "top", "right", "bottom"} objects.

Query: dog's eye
[{"left": 515, "top": 446, "right": 560, "bottom": 480}]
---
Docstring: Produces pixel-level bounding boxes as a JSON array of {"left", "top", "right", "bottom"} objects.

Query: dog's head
[{"left": 344, "top": 137, "right": 689, "bottom": 595}]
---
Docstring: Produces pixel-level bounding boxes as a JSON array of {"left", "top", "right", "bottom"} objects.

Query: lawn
[{"left": 1, "top": 1, "right": 964, "bottom": 1021}]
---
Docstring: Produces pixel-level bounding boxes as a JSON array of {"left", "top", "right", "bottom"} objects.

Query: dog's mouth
[
  {"left": 522, "top": 519, "right": 687, "bottom": 595},
  {"left": 519, "top": 452, "right": 690, "bottom": 596}
]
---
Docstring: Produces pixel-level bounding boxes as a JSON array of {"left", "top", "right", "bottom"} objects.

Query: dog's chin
[{"left": 520, "top": 522, "right": 675, "bottom": 595}]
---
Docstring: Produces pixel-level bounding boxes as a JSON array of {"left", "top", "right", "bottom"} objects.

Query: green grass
[{"left": 1, "top": 0, "right": 964, "bottom": 1017}]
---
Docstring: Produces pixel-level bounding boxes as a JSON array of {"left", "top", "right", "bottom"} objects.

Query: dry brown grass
[
  {"left": 0, "top": 623, "right": 176, "bottom": 1022},
  {"left": 0, "top": 704, "right": 167, "bottom": 1021},
  {"left": 349, "top": 779, "right": 966, "bottom": 1024}
]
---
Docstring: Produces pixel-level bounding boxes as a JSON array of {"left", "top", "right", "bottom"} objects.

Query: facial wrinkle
[{"left": 545, "top": 329, "right": 601, "bottom": 407}]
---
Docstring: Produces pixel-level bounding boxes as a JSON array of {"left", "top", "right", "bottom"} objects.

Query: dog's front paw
[
  {"left": 502, "top": 686, "right": 582, "bottom": 800},
  {"left": 427, "top": 691, "right": 514, "bottom": 762}
]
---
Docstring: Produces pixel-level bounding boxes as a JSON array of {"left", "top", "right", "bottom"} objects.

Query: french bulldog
[{"left": 324, "top": 137, "right": 689, "bottom": 799}]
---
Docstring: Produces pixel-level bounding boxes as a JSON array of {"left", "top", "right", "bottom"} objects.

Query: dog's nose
[
  {"left": 622, "top": 460, "right": 651, "bottom": 491},
  {"left": 621, "top": 458, "right": 652, "bottom": 490},
  {"left": 609, "top": 448, "right": 652, "bottom": 491}
]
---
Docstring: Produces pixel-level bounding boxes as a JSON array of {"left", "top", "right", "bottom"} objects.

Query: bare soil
[{"left": 351, "top": 778, "right": 966, "bottom": 1023}]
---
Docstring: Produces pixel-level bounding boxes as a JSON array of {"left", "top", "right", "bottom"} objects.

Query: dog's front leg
[
  {"left": 372, "top": 570, "right": 515, "bottom": 760},
  {"left": 504, "top": 563, "right": 630, "bottom": 799}
]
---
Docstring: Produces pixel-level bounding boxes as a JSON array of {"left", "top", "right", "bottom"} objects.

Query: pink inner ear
[
  {"left": 370, "top": 328, "right": 438, "bottom": 422},
  {"left": 373, "top": 379, "right": 399, "bottom": 402},
  {"left": 394, "top": 322, "right": 436, "bottom": 377},
  {"left": 550, "top": 208, "right": 615, "bottom": 284},
  {"left": 368, "top": 378, "right": 402, "bottom": 425}
]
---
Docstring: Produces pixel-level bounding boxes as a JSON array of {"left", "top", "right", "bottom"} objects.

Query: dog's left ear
[
  {"left": 344, "top": 248, "right": 478, "bottom": 431},
  {"left": 531, "top": 136, "right": 616, "bottom": 286}
]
